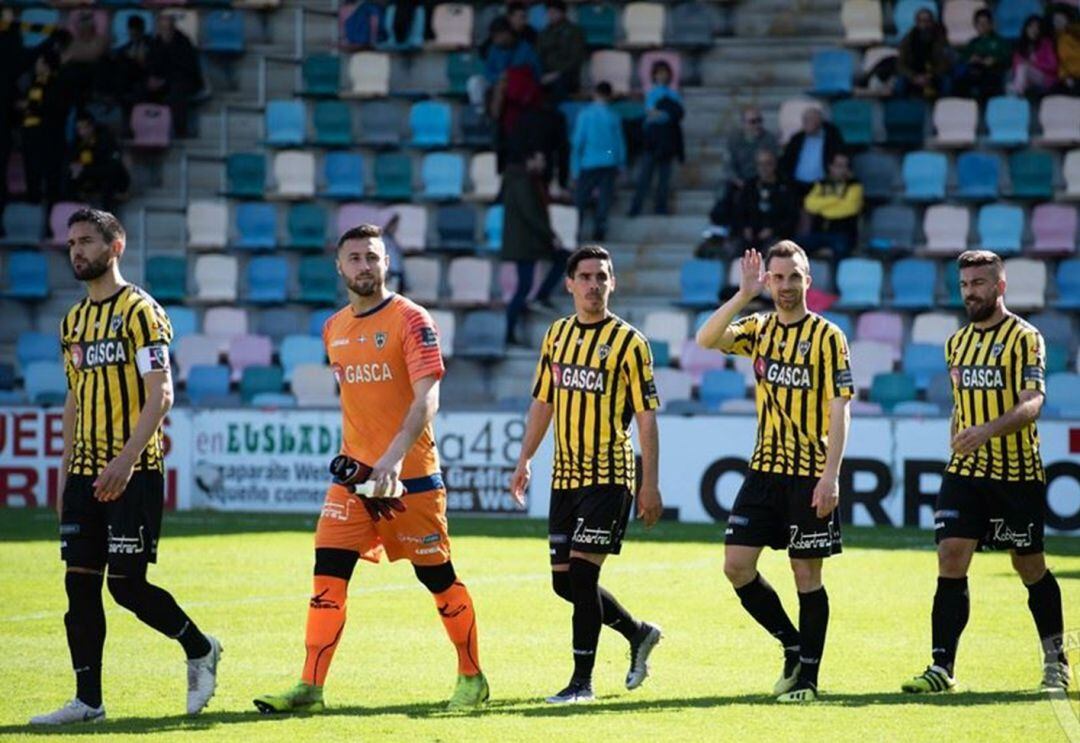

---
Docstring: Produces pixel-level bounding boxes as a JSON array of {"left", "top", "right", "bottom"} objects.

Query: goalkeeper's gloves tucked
[{"left": 329, "top": 454, "right": 407, "bottom": 523}]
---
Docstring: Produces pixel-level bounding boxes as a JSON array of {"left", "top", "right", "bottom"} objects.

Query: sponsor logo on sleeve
[
  {"left": 418, "top": 326, "right": 438, "bottom": 348},
  {"left": 1023, "top": 365, "right": 1044, "bottom": 383},
  {"left": 147, "top": 345, "right": 169, "bottom": 371},
  {"left": 834, "top": 369, "right": 854, "bottom": 390}
]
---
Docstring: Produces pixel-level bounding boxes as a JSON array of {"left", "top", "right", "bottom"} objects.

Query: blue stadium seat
[
  {"left": 830, "top": 99, "right": 874, "bottom": 146},
  {"left": 868, "top": 205, "right": 916, "bottom": 253},
  {"left": 459, "top": 107, "right": 495, "bottom": 148},
  {"left": 111, "top": 10, "right": 154, "bottom": 50},
  {"left": 187, "top": 365, "right": 231, "bottom": 406},
  {"left": 996, "top": 0, "right": 1042, "bottom": 39},
  {"left": 24, "top": 361, "right": 66, "bottom": 406},
  {"left": 454, "top": 310, "right": 507, "bottom": 359},
  {"left": 322, "top": 152, "right": 365, "bottom": 199},
  {"left": 810, "top": 49, "right": 855, "bottom": 96},
  {"left": 281, "top": 334, "right": 326, "bottom": 381},
  {"left": 298, "top": 257, "right": 339, "bottom": 305},
  {"left": 265, "top": 100, "right": 306, "bottom": 147},
  {"left": 146, "top": 256, "right": 187, "bottom": 303},
  {"left": 378, "top": 3, "right": 426, "bottom": 50},
  {"left": 447, "top": 52, "right": 483, "bottom": 97},
  {"left": 1008, "top": 150, "right": 1053, "bottom": 199},
  {"left": 225, "top": 153, "right": 266, "bottom": 199},
  {"left": 1046, "top": 372, "right": 1080, "bottom": 417},
  {"left": 678, "top": 259, "right": 723, "bottom": 308},
  {"left": 246, "top": 256, "right": 289, "bottom": 304},
  {"left": 257, "top": 307, "right": 307, "bottom": 341},
  {"left": 409, "top": 101, "right": 452, "bottom": 149},
  {"left": 985, "top": 97, "right": 1030, "bottom": 147},
  {"left": 1, "top": 203, "right": 44, "bottom": 245},
  {"left": 576, "top": 4, "right": 617, "bottom": 46},
  {"left": 650, "top": 339, "right": 671, "bottom": 368},
  {"left": 890, "top": 257, "right": 935, "bottom": 309},
  {"left": 853, "top": 151, "right": 900, "bottom": 200},
  {"left": 700, "top": 370, "right": 746, "bottom": 409},
  {"left": 313, "top": 100, "right": 353, "bottom": 147},
  {"left": 436, "top": 205, "right": 477, "bottom": 250},
  {"left": 1029, "top": 312, "right": 1073, "bottom": 352},
  {"left": 302, "top": 54, "right": 340, "bottom": 97},
  {"left": 421, "top": 152, "right": 465, "bottom": 200},
  {"left": 234, "top": 203, "right": 278, "bottom": 250},
  {"left": 883, "top": 99, "right": 927, "bottom": 147},
  {"left": 484, "top": 205, "right": 504, "bottom": 251},
  {"left": 359, "top": 101, "right": 403, "bottom": 147},
  {"left": 927, "top": 371, "right": 954, "bottom": 409},
  {"left": 309, "top": 308, "right": 336, "bottom": 335},
  {"left": 955, "top": 152, "right": 1000, "bottom": 200},
  {"left": 942, "top": 260, "right": 963, "bottom": 309},
  {"left": 203, "top": 10, "right": 246, "bottom": 54},
  {"left": 5, "top": 252, "right": 48, "bottom": 300},
  {"left": 241, "top": 365, "right": 285, "bottom": 403},
  {"left": 374, "top": 154, "right": 413, "bottom": 200},
  {"left": 822, "top": 312, "right": 853, "bottom": 340},
  {"left": 902, "top": 343, "right": 946, "bottom": 390},
  {"left": 17, "top": 331, "right": 59, "bottom": 367},
  {"left": 870, "top": 372, "right": 917, "bottom": 412},
  {"left": 0, "top": 362, "right": 13, "bottom": 391},
  {"left": 893, "top": 0, "right": 937, "bottom": 38},
  {"left": 1056, "top": 259, "right": 1080, "bottom": 310},
  {"left": 835, "top": 257, "right": 883, "bottom": 308},
  {"left": 165, "top": 306, "right": 197, "bottom": 342},
  {"left": 892, "top": 401, "right": 941, "bottom": 416},
  {"left": 976, "top": 204, "right": 1024, "bottom": 256},
  {"left": 902, "top": 151, "right": 947, "bottom": 201},
  {"left": 286, "top": 203, "right": 328, "bottom": 250}
]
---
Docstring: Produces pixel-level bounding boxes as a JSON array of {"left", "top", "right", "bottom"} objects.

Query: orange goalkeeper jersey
[{"left": 323, "top": 294, "right": 445, "bottom": 480}]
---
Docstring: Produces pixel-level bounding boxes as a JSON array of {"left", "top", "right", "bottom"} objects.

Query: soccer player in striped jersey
[
  {"left": 31, "top": 209, "right": 220, "bottom": 726},
  {"left": 511, "top": 245, "right": 664, "bottom": 704},
  {"left": 697, "top": 240, "right": 853, "bottom": 703},
  {"left": 902, "top": 250, "right": 1070, "bottom": 695}
]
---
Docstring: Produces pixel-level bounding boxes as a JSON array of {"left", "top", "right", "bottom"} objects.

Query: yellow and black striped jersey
[
  {"left": 61, "top": 285, "right": 173, "bottom": 475},
  {"left": 532, "top": 314, "right": 660, "bottom": 490},
  {"left": 720, "top": 312, "right": 854, "bottom": 478},
  {"left": 945, "top": 314, "right": 1045, "bottom": 482}
]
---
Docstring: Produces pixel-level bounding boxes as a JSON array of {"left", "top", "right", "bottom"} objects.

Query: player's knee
[
  {"left": 65, "top": 569, "right": 103, "bottom": 604},
  {"left": 723, "top": 557, "right": 755, "bottom": 587},
  {"left": 314, "top": 548, "right": 359, "bottom": 581},
  {"left": 551, "top": 569, "right": 572, "bottom": 602},
  {"left": 414, "top": 561, "right": 457, "bottom": 594},
  {"left": 106, "top": 575, "right": 142, "bottom": 611},
  {"left": 937, "top": 541, "right": 972, "bottom": 577},
  {"left": 790, "top": 560, "right": 822, "bottom": 592},
  {"left": 1011, "top": 551, "right": 1046, "bottom": 584}
]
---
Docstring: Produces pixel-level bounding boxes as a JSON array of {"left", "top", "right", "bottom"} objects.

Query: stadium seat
[
  {"left": 130, "top": 104, "right": 172, "bottom": 149},
  {"left": 429, "top": 309, "right": 455, "bottom": 358},
  {"left": 47, "top": 202, "right": 87, "bottom": 246},
  {"left": 430, "top": 3, "right": 473, "bottom": 48},
  {"left": 378, "top": 3, "right": 426, "bottom": 51},
  {"left": 643, "top": 310, "right": 690, "bottom": 362},
  {"left": 621, "top": 2, "right": 664, "bottom": 48},
  {"left": 5, "top": 252, "right": 48, "bottom": 300},
  {"left": 941, "top": 259, "right": 963, "bottom": 309},
  {"left": 911, "top": 312, "right": 959, "bottom": 345},
  {"left": 111, "top": 9, "right": 154, "bottom": 49},
  {"left": 996, "top": 0, "right": 1041, "bottom": 39},
  {"left": 16, "top": 332, "right": 59, "bottom": 368},
  {"left": 447, "top": 257, "right": 492, "bottom": 305},
  {"left": 204, "top": 307, "right": 250, "bottom": 350},
  {"left": 409, "top": 101, "right": 452, "bottom": 149},
  {"left": 421, "top": 152, "right": 465, "bottom": 200},
  {"left": 271, "top": 151, "right": 316, "bottom": 199},
  {"left": 577, "top": 3, "right": 617, "bottom": 46},
  {"left": 679, "top": 340, "right": 728, "bottom": 385},
  {"left": 286, "top": 203, "right": 328, "bottom": 251},
  {"left": 312, "top": 101, "right": 353, "bottom": 148},
  {"left": 193, "top": 255, "right": 239, "bottom": 303},
  {"left": 822, "top": 311, "right": 854, "bottom": 340},
  {"left": 942, "top": 0, "right": 984, "bottom": 46},
  {"left": 954, "top": 152, "right": 1000, "bottom": 201},
  {"left": 1, "top": 202, "right": 43, "bottom": 246},
  {"left": 228, "top": 334, "right": 273, "bottom": 381},
  {"left": 23, "top": 361, "right": 66, "bottom": 406},
  {"left": 265, "top": 100, "right": 306, "bottom": 148},
  {"left": 1002, "top": 257, "right": 1045, "bottom": 310},
  {"left": 590, "top": 50, "right": 633, "bottom": 96},
  {"left": 854, "top": 151, "right": 900, "bottom": 200},
  {"left": 234, "top": 203, "right": 278, "bottom": 250},
  {"left": 336, "top": 202, "right": 385, "bottom": 237},
  {"left": 187, "top": 200, "right": 229, "bottom": 249},
  {"left": 856, "top": 311, "right": 903, "bottom": 360},
  {"left": 549, "top": 204, "right": 579, "bottom": 250},
  {"left": 1008, "top": 150, "right": 1053, "bottom": 199},
  {"left": 867, "top": 205, "right": 916, "bottom": 252},
  {"left": 870, "top": 372, "right": 917, "bottom": 412},
  {"left": 187, "top": 365, "right": 231, "bottom": 406},
  {"left": 446, "top": 51, "right": 484, "bottom": 97},
  {"left": 902, "top": 151, "right": 947, "bottom": 201},
  {"left": 484, "top": 205, "right": 504, "bottom": 252},
  {"left": 1031, "top": 204, "right": 1078, "bottom": 255},
  {"left": 809, "top": 49, "right": 854, "bottom": 96},
  {"left": 345, "top": 52, "right": 391, "bottom": 97},
  {"left": 1064, "top": 150, "right": 1080, "bottom": 200},
  {"left": 902, "top": 342, "right": 946, "bottom": 390},
  {"left": 985, "top": 97, "right": 1030, "bottom": 147},
  {"left": 892, "top": 400, "right": 941, "bottom": 416},
  {"left": 927, "top": 371, "right": 955, "bottom": 409},
  {"left": 883, "top": 99, "right": 928, "bottom": 147},
  {"left": 225, "top": 153, "right": 266, "bottom": 199},
  {"left": 848, "top": 340, "right": 894, "bottom": 391},
  {"left": 667, "top": 2, "right": 719, "bottom": 48},
  {"left": 834, "top": 257, "right": 883, "bottom": 308},
  {"left": 1029, "top": 312, "right": 1073, "bottom": 356},
  {"left": 1046, "top": 372, "right": 1080, "bottom": 417},
  {"left": 202, "top": 10, "right": 245, "bottom": 54},
  {"left": 309, "top": 308, "right": 336, "bottom": 336},
  {"left": 302, "top": 54, "right": 340, "bottom": 96},
  {"left": 890, "top": 258, "right": 936, "bottom": 309},
  {"left": 322, "top": 152, "right": 365, "bottom": 200},
  {"left": 174, "top": 335, "right": 220, "bottom": 382},
  {"left": 166, "top": 306, "right": 197, "bottom": 342},
  {"left": 292, "top": 363, "right": 338, "bottom": 407},
  {"left": 650, "top": 340, "right": 671, "bottom": 368},
  {"left": 923, "top": 205, "right": 970, "bottom": 255},
  {"left": 146, "top": 256, "right": 186, "bottom": 303},
  {"left": 778, "top": 99, "right": 823, "bottom": 144},
  {"left": 840, "top": 0, "right": 884, "bottom": 45},
  {"left": 298, "top": 257, "right": 339, "bottom": 305},
  {"left": 381, "top": 203, "right": 424, "bottom": 252},
  {"left": 678, "top": 258, "right": 723, "bottom": 308},
  {"left": 1036, "top": 96, "right": 1080, "bottom": 147},
  {"left": 454, "top": 310, "right": 507, "bottom": 360},
  {"left": 402, "top": 256, "right": 441, "bottom": 304},
  {"left": 699, "top": 370, "right": 746, "bottom": 409},
  {"left": 653, "top": 368, "right": 693, "bottom": 409},
  {"left": 930, "top": 98, "right": 978, "bottom": 148},
  {"left": 469, "top": 152, "right": 500, "bottom": 201},
  {"left": 357, "top": 103, "right": 403, "bottom": 150},
  {"left": 246, "top": 256, "right": 289, "bottom": 304},
  {"left": 976, "top": 203, "right": 1023, "bottom": 255},
  {"left": 893, "top": 0, "right": 937, "bottom": 38},
  {"left": 459, "top": 106, "right": 496, "bottom": 148},
  {"left": 436, "top": 205, "right": 476, "bottom": 250},
  {"left": 256, "top": 307, "right": 306, "bottom": 342},
  {"left": 281, "top": 334, "right": 326, "bottom": 381},
  {"left": 830, "top": 99, "right": 873, "bottom": 146},
  {"left": 241, "top": 365, "right": 285, "bottom": 403},
  {"left": 374, "top": 154, "right": 413, "bottom": 200}
]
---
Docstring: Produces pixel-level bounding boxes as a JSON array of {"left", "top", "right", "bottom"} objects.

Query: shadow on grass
[{"left": 2, "top": 689, "right": 1057, "bottom": 734}]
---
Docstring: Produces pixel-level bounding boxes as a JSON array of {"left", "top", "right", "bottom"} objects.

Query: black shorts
[
  {"left": 548, "top": 484, "right": 634, "bottom": 564},
  {"left": 725, "top": 470, "right": 843, "bottom": 559},
  {"left": 935, "top": 473, "right": 1046, "bottom": 556},
  {"left": 60, "top": 471, "right": 164, "bottom": 573}
]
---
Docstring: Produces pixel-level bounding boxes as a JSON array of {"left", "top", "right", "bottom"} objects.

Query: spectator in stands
[
  {"left": 61, "top": 11, "right": 107, "bottom": 101},
  {"left": 571, "top": 82, "right": 625, "bottom": 242},
  {"left": 0, "top": 10, "right": 28, "bottom": 208},
  {"left": 113, "top": 14, "right": 154, "bottom": 127},
  {"left": 734, "top": 149, "right": 798, "bottom": 251},
  {"left": 854, "top": 50, "right": 899, "bottom": 97},
  {"left": 471, "top": 17, "right": 542, "bottom": 110},
  {"left": 798, "top": 151, "right": 863, "bottom": 260},
  {"left": 342, "top": 0, "right": 384, "bottom": 49},
  {"left": 628, "top": 60, "right": 684, "bottom": 217},
  {"left": 18, "top": 51, "right": 68, "bottom": 206},
  {"left": 1010, "top": 15, "right": 1059, "bottom": 95},
  {"left": 68, "top": 110, "right": 129, "bottom": 212},
  {"left": 537, "top": 0, "right": 586, "bottom": 102},
  {"left": 953, "top": 9, "right": 1010, "bottom": 99},
  {"left": 505, "top": 94, "right": 570, "bottom": 197},
  {"left": 700, "top": 106, "right": 779, "bottom": 250},
  {"left": 779, "top": 107, "right": 843, "bottom": 198},
  {"left": 383, "top": 0, "right": 426, "bottom": 49},
  {"left": 501, "top": 150, "right": 565, "bottom": 346},
  {"left": 1051, "top": 5, "right": 1080, "bottom": 93},
  {"left": 896, "top": 8, "right": 950, "bottom": 98},
  {"left": 507, "top": 2, "right": 538, "bottom": 46},
  {"left": 148, "top": 14, "right": 203, "bottom": 138}
]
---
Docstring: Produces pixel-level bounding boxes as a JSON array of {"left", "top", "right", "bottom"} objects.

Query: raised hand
[{"left": 737, "top": 249, "right": 766, "bottom": 300}]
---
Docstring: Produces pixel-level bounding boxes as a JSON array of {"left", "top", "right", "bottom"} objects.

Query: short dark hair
[
  {"left": 765, "top": 239, "right": 809, "bottom": 270},
  {"left": 490, "top": 17, "right": 511, "bottom": 35},
  {"left": 651, "top": 60, "right": 672, "bottom": 79},
  {"left": 595, "top": 81, "right": 613, "bottom": 98},
  {"left": 566, "top": 245, "right": 612, "bottom": 277},
  {"left": 974, "top": 8, "right": 992, "bottom": 25},
  {"left": 337, "top": 223, "right": 383, "bottom": 248},
  {"left": 545, "top": 0, "right": 567, "bottom": 11},
  {"left": 128, "top": 14, "right": 146, "bottom": 30},
  {"left": 957, "top": 249, "right": 1003, "bottom": 273},
  {"left": 68, "top": 208, "right": 125, "bottom": 244},
  {"left": 507, "top": 1, "right": 526, "bottom": 14}
]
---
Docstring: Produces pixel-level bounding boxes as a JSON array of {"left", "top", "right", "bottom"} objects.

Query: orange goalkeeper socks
[
  {"left": 301, "top": 575, "right": 348, "bottom": 687},
  {"left": 433, "top": 581, "right": 481, "bottom": 676}
]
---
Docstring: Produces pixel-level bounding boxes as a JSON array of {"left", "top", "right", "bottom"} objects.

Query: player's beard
[
  {"left": 964, "top": 293, "right": 997, "bottom": 322},
  {"left": 347, "top": 273, "right": 381, "bottom": 296},
  {"left": 71, "top": 253, "right": 111, "bottom": 281},
  {"left": 775, "top": 288, "right": 802, "bottom": 312}
]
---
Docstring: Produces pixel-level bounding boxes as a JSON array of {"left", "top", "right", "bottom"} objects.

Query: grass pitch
[{"left": 2, "top": 510, "right": 1079, "bottom": 742}]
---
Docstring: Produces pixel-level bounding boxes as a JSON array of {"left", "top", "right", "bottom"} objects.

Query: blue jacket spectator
[
  {"left": 572, "top": 82, "right": 625, "bottom": 241},
  {"left": 484, "top": 35, "right": 541, "bottom": 83}
]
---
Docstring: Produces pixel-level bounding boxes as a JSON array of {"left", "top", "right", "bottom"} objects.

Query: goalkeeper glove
[{"left": 329, "top": 455, "right": 407, "bottom": 523}]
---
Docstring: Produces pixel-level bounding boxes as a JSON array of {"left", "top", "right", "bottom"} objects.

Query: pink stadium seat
[
  {"left": 430, "top": 3, "right": 473, "bottom": 48},
  {"left": 48, "top": 202, "right": 88, "bottom": 245},
  {"left": 856, "top": 311, "right": 904, "bottom": 361},
  {"left": 131, "top": 104, "right": 172, "bottom": 148},
  {"left": 174, "top": 334, "right": 220, "bottom": 382},
  {"left": 678, "top": 339, "right": 728, "bottom": 385},
  {"left": 1036, "top": 96, "right": 1080, "bottom": 146},
  {"left": 638, "top": 50, "right": 681, "bottom": 92},
  {"left": 203, "top": 306, "right": 249, "bottom": 351},
  {"left": 1031, "top": 204, "right": 1078, "bottom": 255},
  {"left": 336, "top": 202, "right": 385, "bottom": 238},
  {"left": 447, "top": 257, "right": 492, "bottom": 305},
  {"left": 943, "top": 1, "right": 986, "bottom": 46},
  {"left": 922, "top": 204, "right": 970, "bottom": 255},
  {"left": 589, "top": 50, "right": 633, "bottom": 96},
  {"left": 228, "top": 334, "right": 274, "bottom": 381},
  {"left": 930, "top": 98, "right": 977, "bottom": 147}
]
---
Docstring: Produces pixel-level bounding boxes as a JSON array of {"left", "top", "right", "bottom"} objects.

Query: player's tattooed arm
[
  {"left": 511, "top": 399, "right": 554, "bottom": 506},
  {"left": 813, "top": 396, "right": 850, "bottom": 519},
  {"left": 372, "top": 375, "right": 440, "bottom": 498},
  {"left": 696, "top": 248, "right": 764, "bottom": 351}
]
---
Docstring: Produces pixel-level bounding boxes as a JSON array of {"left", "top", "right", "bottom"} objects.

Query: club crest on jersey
[
  {"left": 797, "top": 340, "right": 811, "bottom": 356},
  {"left": 597, "top": 344, "right": 611, "bottom": 360},
  {"left": 551, "top": 363, "right": 607, "bottom": 393},
  {"left": 375, "top": 331, "right": 387, "bottom": 349},
  {"left": 110, "top": 315, "right": 124, "bottom": 332},
  {"left": 990, "top": 343, "right": 1004, "bottom": 358}
]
